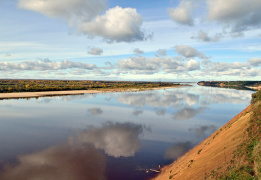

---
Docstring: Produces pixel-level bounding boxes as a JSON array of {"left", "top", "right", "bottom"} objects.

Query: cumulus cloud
[
  {"left": 186, "top": 59, "right": 200, "bottom": 71},
  {"left": 71, "top": 122, "right": 145, "bottom": 157},
  {"left": 118, "top": 56, "right": 160, "bottom": 71},
  {"left": 155, "top": 49, "right": 167, "bottom": 56},
  {"left": 79, "top": 6, "right": 149, "bottom": 42},
  {"left": 118, "top": 56, "right": 201, "bottom": 75},
  {"left": 0, "top": 59, "right": 96, "bottom": 71},
  {"left": 133, "top": 48, "right": 144, "bottom": 55},
  {"left": 168, "top": 0, "right": 194, "bottom": 26},
  {"left": 164, "top": 142, "right": 192, "bottom": 160},
  {"left": 18, "top": 0, "right": 107, "bottom": 23},
  {"left": 18, "top": 1, "right": 148, "bottom": 42},
  {"left": 70, "top": 69, "right": 87, "bottom": 75},
  {"left": 207, "top": 0, "right": 261, "bottom": 34},
  {"left": 189, "top": 125, "right": 217, "bottom": 137},
  {"left": 88, "top": 47, "right": 103, "bottom": 55},
  {"left": 248, "top": 58, "right": 261, "bottom": 66},
  {"left": 175, "top": 45, "right": 207, "bottom": 59},
  {"left": 0, "top": 144, "right": 106, "bottom": 180},
  {"left": 87, "top": 108, "right": 103, "bottom": 116},
  {"left": 191, "top": 30, "right": 223, "bottom": 42},
  {"left": 198, "top": 59, "right": 261, "bottom": 77}
]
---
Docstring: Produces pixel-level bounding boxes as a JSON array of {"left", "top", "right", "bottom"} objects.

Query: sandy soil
[
  {"left": 153, "top": 105, "right": 252, "bottom": 180},
  {"left": 0, "top": 86, "right": 178, "bottom": 99}
]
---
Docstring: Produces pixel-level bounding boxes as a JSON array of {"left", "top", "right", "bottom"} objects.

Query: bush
[{"left": 251, "top": 90, "right": 261, "bottom": 104}]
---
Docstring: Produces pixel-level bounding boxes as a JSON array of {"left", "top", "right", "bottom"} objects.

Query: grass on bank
[{"left": 205, "top": 90, "right": 261, "bottom": 180}]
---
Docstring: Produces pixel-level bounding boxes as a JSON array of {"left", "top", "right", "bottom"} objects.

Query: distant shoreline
[{"left": 0, "top": 86, "right": 181, "bottom": 100}]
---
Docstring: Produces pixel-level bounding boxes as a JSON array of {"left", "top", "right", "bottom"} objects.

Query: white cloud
[
  {"left": 118, "top": 55, "right": 201, "bottom": 75},
  {"left": 70, "top": 69, "right": 87, "bottom": 75},
  {"left": 72, "top": 122, "right": 145, "bottom": 157},
  {"left": 191, "top": 30, "right": 223, "bottom": 42},
  {"left": 175, "top": 45, "right": 207, "bottom": 59},
  {"left": 0, "top": 59, "right": 97, "bottom": 71},
  {"left": 186, "top": 59, "right": 200, "bottom": 71},
  {"left": 79, "top": 6, "right": 148, "bottom": 42},
  {"left": 88, "top": 47, "right": 103, "bottom": 55},
  {"left": 118, "top": 56, "right": 161, "bottom": 71},
  {"left": 248, "top": 58, "right": 261, "bottom": 66},
  {"left": 199, "top": 59, "right": 261, "bottom": 78},
  {"left": 168, "top": 0, "right": 194, "bottom": 26},
  {"left": 207, "top": 0, "right": 261, "bottom": 33},
  {"left": 155, "top": 49, "right": 167, "bottom": 56},
  {"left": 133, "top": 48, "right": 144, "bottom": 55},
  {"left": 18, "top": 0, "right": 107, "bottom": 23},
  {"left": 18, "top": 1, "right": 148, "bottom": 43}
]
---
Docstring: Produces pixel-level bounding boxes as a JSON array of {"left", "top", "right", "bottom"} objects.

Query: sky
[{"left": 0, "top": 0, "right": 261, "bottom": 81}]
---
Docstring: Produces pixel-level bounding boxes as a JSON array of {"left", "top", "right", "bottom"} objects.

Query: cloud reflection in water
[
  {"left": 70, "top": 122, "right": 146, "bottom": 158},
  {"left": 0, "top": 144, "right": 106, "bottom": 180},
  {"left": 173, "top": 107, "right": 205, "bottom": 120},
  {"left": 0, "top": 122, "right": 147, "bottom": 179},
  {"left": 189, "top": 125, "right": 217, "bottom": 137},
  {"left": 164, "top": 142, "right": 193, "bottom": 160},
  {"left": 87, "top": 108, "right": 103, "bottom": 116}
]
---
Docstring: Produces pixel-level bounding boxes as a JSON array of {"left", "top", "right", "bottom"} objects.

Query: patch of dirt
[{"left": 153, "top": 105, "right": 252, "bottom": 180}]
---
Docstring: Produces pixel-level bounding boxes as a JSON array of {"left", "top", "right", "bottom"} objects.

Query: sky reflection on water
[{"left": 0, "top": 85, "right": 254, "bottom": 179}]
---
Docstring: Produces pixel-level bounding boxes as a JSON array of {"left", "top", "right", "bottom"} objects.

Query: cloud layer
[
  {"left": 18, "top": 0, "right": 148, "bottom": 42},
  {"left": 88, "top": 47, "right": 103, "bottom": 55},
  {"left": 168, "top": 0, "right": 194, "bottom": 26},
  {"left": 0, "top": 59, "right": 96, "bottom": 71},
  {"left": 79, "top": 6, "right": 147, "bottom": 42}
]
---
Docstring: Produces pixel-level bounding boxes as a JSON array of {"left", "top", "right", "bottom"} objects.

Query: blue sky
[{"left": 0, "top": 0, "right": 261, "bottom": 81}]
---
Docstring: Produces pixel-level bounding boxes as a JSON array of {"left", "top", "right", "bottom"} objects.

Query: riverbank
[
  {"left": 0, "top": 86, "right": 180, "bottom": 100},
  {"left": 154, "top": 90, "right": 261, "bottom": 179}
]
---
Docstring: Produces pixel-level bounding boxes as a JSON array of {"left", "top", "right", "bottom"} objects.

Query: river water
[{"left": 0, "top": 84, "right": 254, "bottom": 179}]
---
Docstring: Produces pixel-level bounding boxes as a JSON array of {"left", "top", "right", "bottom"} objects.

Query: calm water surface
[{"left": 0, "top": 84, "right": 254, "bottom": 179}]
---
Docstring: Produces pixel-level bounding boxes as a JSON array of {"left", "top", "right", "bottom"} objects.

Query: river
[{"left": 0, "top": 84, "right": 254, "bottom": 179}]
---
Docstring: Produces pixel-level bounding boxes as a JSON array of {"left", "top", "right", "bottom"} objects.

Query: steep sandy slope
[{"left": 154, "top": 105, "right": 252, "bottom": 180}]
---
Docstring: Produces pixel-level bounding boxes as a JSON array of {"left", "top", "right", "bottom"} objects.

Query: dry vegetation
[
  {"left": 0, "top": 79, "right": 178, "bottom": 93},
  {"left": 154, "top": 90, "right": 261, "bottom": 180}
]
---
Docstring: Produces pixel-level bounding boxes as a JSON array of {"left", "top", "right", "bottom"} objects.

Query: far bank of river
[{"left": 0, "top": 86, "right": 181, "bottom": 100}]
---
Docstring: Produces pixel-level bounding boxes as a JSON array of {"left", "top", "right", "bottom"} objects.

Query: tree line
[{"left": 0, "top": 79, "right": 178, "bottom": 93}]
